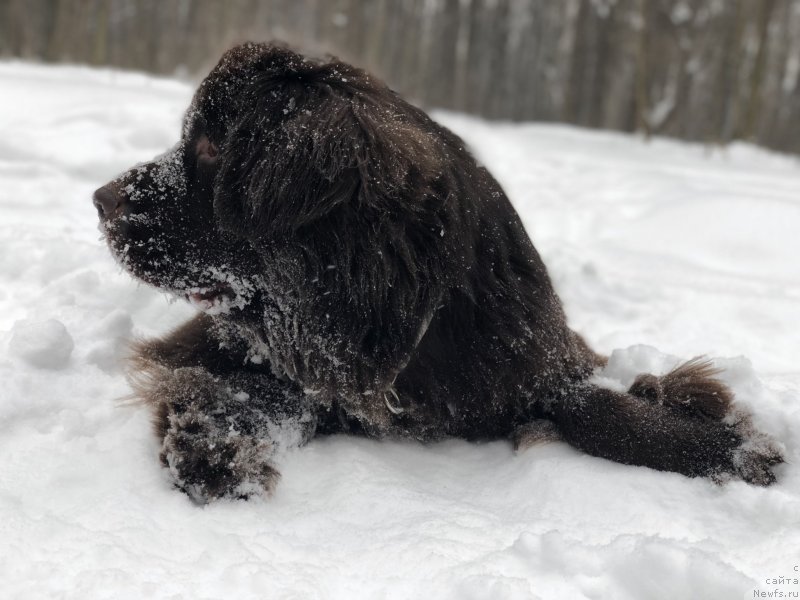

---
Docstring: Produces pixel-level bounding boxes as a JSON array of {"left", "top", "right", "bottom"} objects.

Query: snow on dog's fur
[{"left": 94, "top": 43, "right": 782, "bottom": 502}]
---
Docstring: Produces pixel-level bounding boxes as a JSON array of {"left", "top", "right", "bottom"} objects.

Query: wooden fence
[{"left": 2, "top": 0, "right": 799, "bottom": 154}]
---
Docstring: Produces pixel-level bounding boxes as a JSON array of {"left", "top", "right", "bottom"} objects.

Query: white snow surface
[{"left": 1, "top": 62, "right": 799, "bottom": 599}]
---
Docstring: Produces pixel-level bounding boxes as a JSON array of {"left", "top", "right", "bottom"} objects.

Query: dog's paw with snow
[
  {"left": 149, "top": 367, "right": 280, "bottom": 503},
  {"left": 718, "top": 414, "right": 784, "bottom": 486},
  {"left": 628, "top": 357, "right": 783, "bottom": 485}
]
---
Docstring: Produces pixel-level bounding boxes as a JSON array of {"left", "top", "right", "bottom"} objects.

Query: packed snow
[{"left": 1, "top": 62, "right": 799, "bottom": 599}]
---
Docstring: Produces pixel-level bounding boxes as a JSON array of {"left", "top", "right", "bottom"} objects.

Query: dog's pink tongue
[{"left": 189, "top": 289, "right": 221, "bottom": 303}]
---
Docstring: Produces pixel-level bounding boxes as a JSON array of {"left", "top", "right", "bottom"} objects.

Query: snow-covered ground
[{"left": 1, "top": 62, "right": 799, "bottom": 600}]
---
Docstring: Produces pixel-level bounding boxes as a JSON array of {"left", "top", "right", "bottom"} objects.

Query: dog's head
[{"left": 94, "top": 42, "right": 448, "bottom": 316}]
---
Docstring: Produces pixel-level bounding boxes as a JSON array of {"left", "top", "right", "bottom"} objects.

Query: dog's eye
[{"left": 196, "top": 135, "right": 219, "bottom": 162}]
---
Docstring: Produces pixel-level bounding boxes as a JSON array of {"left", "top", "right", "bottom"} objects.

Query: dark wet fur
[
  {"left": 629, "top": 357, "right": 733, "bottom": 420},
  {"left": 95, "top": 43, "right": 782, "bottom": 501}
]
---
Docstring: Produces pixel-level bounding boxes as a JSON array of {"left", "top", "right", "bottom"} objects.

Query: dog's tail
[{"left": 547, "top": 358, "right": 783, "bottom": 485}]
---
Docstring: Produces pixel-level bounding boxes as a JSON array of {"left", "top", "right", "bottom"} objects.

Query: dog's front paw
[
  {"left": 155, "top": 367, "right": 281, "bottom": 503},
  {"left": 161, "top": 419, "right": 280, "bottom": 503},
  {"left": 160, "top": 402, "right": 281, "bottom": 502}
]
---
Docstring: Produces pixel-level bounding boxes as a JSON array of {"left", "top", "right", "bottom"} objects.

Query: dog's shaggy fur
[{"left": 94, "top": 43, "right": 782, "bottom": 502}]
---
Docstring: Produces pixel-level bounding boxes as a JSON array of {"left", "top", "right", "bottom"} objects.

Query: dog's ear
[{"left": 213, "top": 62, "right": 444, "bottom": 238}]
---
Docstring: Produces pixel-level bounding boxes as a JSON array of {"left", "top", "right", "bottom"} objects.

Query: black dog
[{"left": 94, "top": 43, "right": 782, "bottom": 502}]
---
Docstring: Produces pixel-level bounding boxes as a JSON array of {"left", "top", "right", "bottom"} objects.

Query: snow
[
  {"left": 9, "top": 318, "right": 75, "bottom": 369},
  {"left": 1, "top": 61, "right": 799, "bottom": 599}
]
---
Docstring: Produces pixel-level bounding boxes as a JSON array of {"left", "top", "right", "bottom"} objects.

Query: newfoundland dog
[{"left": 93, "top": 43, "right": 782, "bottom": 502}]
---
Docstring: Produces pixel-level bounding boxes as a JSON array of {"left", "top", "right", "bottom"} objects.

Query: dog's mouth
[{"left": 186, "top": 283, "right": 235, "bottom": 313}]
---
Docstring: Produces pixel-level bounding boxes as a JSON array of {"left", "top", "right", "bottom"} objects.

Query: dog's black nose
[{"left": 93, "top": 186, "right": 124, "bottom": 219}]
